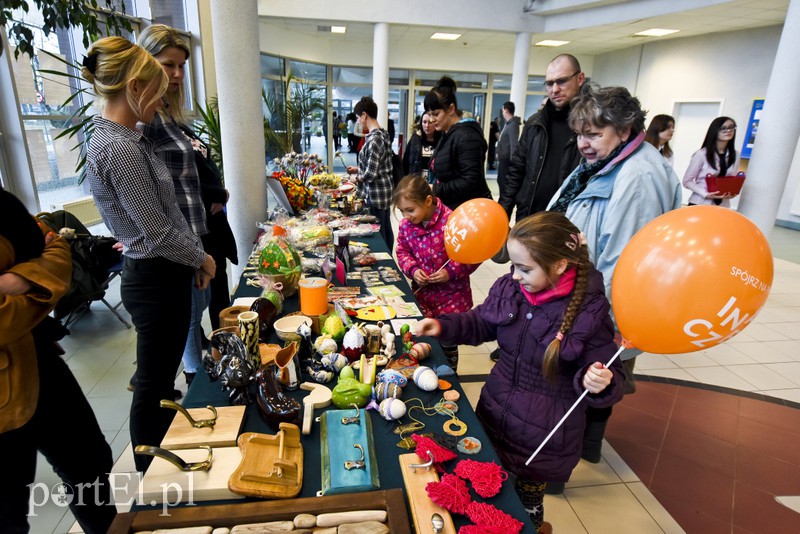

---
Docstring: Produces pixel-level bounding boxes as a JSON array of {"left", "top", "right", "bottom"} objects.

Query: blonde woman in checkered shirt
[{"left": 82, "top": 36, "right": 215, "bottom": 473}]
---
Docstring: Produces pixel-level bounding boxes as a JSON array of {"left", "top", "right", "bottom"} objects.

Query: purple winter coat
[{"left": 437, "top": 268, "right": 624, "bottom": 481}]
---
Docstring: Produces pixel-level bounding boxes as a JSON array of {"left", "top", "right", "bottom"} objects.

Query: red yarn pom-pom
[
  {"left": 454, "top": 459, "right": 508, "bottom": 498},
  {"left": 458, "top": 526, "right": 507, "bottom": 534},
  {"left": 466, "top": 501, "right": 524, "bottom": 533},
  {"left": 425, "top": 473, "right": 471, "bottom": 515},
  {"left": 413, "top": 433, "right": 457, "bottom": 466}
]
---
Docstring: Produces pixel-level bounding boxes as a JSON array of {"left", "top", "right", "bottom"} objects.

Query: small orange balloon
[
  {"left": 612, "top": 206, "right": 773, "bottom": 354},
  {"left": 444, "top": 198, "right": 509, "bottom": 264}
]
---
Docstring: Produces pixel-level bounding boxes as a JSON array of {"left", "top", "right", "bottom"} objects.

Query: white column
[
  {"left": 738, "top": 0, "right": 800, "bottom": 235},
  {"left": 510, "top": 32, "right": 531, "bottom": 120},
  {"left": 210, "top": 0, "right": 266, "bottom": 280},
  {"left": 372, "top": 22, "right": 390, "bottom": 124}
]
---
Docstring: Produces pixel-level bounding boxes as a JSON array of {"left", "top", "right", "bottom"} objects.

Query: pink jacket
[{"left": 395, "top": 198, "right": 477, "bottom": 317}]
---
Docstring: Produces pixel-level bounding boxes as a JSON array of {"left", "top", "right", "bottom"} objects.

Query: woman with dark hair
[
  {"left": 682, "top": 116, "right": 741, "bottom": 207},
  {"left": 402, "top": 111, "right": 441, "bottom": 182},
  {"left": 644, "top": 114, "right": 675, "bottom": 167},
  {"left": 425, "top": 76, "right": 492, "bottom": 209}
]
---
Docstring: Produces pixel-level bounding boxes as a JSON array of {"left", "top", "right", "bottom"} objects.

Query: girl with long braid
[{"left": 416, "top": 211, "right": 625, "bottom": 531}]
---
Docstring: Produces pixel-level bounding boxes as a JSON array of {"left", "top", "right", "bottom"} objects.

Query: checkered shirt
[{"left": 357, "top": 128, "right": 393, "bottom": 209}]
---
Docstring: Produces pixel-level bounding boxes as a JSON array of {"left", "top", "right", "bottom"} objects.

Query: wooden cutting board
[
  {"left": 228, "top": 425, "right": 304, "bottom": 499},
  {"left": 160, "top": 405, "right": 246, "bottom": 450},
  {"left": 137, "top": 447, "right": 244, "bottom": 504},
  {"left": 398, "top": 453, "right": 456, "bottom": 534}
]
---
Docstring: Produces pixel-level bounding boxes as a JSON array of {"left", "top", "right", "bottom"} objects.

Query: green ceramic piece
[
  {"left": 321, "top": 314, "right": 346, "bottom": 342},
  {"left": 331, "top": 376, "right": 372, "bottom": 409}
]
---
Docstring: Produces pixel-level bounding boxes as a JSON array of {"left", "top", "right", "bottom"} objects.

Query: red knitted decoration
[
  {"left": 412, "top": 433, "right": 457, "bottom": 465},
  {"left": 425, "top": 473, "right": 472, "bottom": 515},
  {"left": 466, "top": 501, "right": 524, "bottom": 533},
  {"left": 458, "top": 526, "right": 507, "bottom": 534},
  {"left": 454, "top": 459, "right": 508, "bottom": 498}
]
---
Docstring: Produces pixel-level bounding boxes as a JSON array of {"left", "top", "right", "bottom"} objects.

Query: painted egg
[
  {"left": 321, "top": 352, "right": 348, "bottom": 373},
  {"left": 314, "top": 335, "right": 338, "bottom": 355},
  {"left": 413, "top": 366, "right": 439, "bottom": 392},
  {"left": 374, "top": 382, "right": 403, "bottom": 402},
  {"left": 377, "top": 369, "right": 408, "bottom": 387},
  {"left": 379, "top": 398, "right": 407, "bottom": 421},
  {"left": 408, "top": 342, "right": 432, "bottom": 361}
]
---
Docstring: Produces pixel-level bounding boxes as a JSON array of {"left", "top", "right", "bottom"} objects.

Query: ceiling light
[
  {"left": 634, "top": 28, "right": 679, "bottom": 37},
  {"left": 535, "top": 40, "right": 570, "bottom": 47},
  {"left": 431, "top": 32, "right": 461, "bottom": 41},
  {"left": 331, "top": 26, "right": 346, "bottom": 34}
]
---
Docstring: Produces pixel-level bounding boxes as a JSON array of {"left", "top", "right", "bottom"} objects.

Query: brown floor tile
[
  {"left": 676, "top": 384, "right": 740, "bottom": 415},
  {"left": 650, "top": 450, "right": 735, "bottom": 522},
  {"left": 735, "top": 446, "right": 800, "bottom": 495},
  {"left": 604, "top": 435, "right": 658, "bottom": 486},
  {"left": 616, "top": 382, "right": 677, "bottom": 420},
  {"left": 661, "top": 423, "right": 737, "bottom": 478},
  {"left": 605, "top": 403, "right": 668, "bottom": 450},
  {"left": 670, "top": 394, "right": 739, "bottom": 443},
  {"left": 733, "top": 527, "right": 760, "bottom": 534},
  {"left": 737, "top": 415, "right": 800, "bottom": 465},
  {"left": 739, "top": 396, "right": 800, "bottom": 432},
  {"left": 733, "top": 481, "right": 800, "bottom": 534},
  {"left": 652, "top": 490, "right": 732, "bottom": 534}
]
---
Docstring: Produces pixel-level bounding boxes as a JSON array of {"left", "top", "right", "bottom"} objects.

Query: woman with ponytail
[
  {"left": 82, "top": 36, "right": 215, "bottom": 473},
  {"left": 416, "top": 211, "right": 624, "bottom": 531}
]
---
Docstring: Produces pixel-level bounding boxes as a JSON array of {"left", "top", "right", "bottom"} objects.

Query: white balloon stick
[{"left": 525, "top": 345, "right": 626, "bottom": 466}]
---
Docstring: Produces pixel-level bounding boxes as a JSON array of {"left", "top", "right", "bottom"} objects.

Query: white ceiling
[{"left": 261, "top": 0, "right": 789, "bottom": 55}]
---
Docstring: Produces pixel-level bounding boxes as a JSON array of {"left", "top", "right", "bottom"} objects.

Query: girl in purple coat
[
  {"left": 416, "top": 211, "right": 624, "bottom": 530},
  {"left": 393, "top": 174, "right": 478, "bottom": 371}
]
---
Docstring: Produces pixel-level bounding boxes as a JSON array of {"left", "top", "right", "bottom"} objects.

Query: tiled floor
[{"left": 26, "top": 176, "right": 800, "bottom": 533}]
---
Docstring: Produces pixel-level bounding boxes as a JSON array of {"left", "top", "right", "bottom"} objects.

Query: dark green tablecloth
[{"left": 182, "top": 234, "right": 536, "bottom": 532}]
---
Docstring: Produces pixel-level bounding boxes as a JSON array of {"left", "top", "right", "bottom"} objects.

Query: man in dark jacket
[
  {"left": 496, "top": 101, "right": 521, "bottom": 201},
  {"left": 499, "top": 54, "right": 586, "bottom": 222}
]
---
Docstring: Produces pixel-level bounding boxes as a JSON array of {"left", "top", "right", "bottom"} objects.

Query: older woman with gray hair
[{"left": 547, "top": 84, "right": 681, "bottom": 472}]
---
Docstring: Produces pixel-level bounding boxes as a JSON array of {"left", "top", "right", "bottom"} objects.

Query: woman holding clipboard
[{"left": 683, "top": 116, "right": 742, "bottom": 206}]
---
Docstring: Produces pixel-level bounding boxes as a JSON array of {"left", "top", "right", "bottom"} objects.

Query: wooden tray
[
  {"left": 399, "top": 453, "right": 457, "bottom": 534},
  {"left": 160, "top": 405, "right": 246, "bottom": 450},
  {"left": 228, "top": 425, "right": 303, "bottom": 498},
  {"left": 108, "top": 489, "right": 411, "bottom": 533},
  {"left": 137, "top": 447, "right": 244, "bottom": 504}
]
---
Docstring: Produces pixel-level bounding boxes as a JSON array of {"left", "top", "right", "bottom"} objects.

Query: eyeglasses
[
  {"left": 544, "top": 71, "right": 580, "bottom": 89},
  {"left": 719, "top": 126, "right": 737, "bottom": 132}
]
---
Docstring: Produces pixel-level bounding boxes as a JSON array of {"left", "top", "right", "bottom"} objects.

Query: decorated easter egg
[
  {"left": 379, "top": 398, "right": 407, "bottom": 421},
  {"left": 321, "top": 352, "right": 348, "bottom": 373},
  {"left": 374, "top": 382, "right": 403, "bottom": 402},
  {"left": 408, "top": 342, "right": 432, "bottom": 361},
  {"left": 377, "top": 369, "right": 408, "bottom": 387},
  {"left": 413, "top": 366, "right": 439, "bottom": 392},
  {"left": 314, "top": 334, "right": 338, "bottom": 355},
  {"left": 341, "top": 324, "right": 365, "bottom": 363},
  {"left": 258, "top": 236, "right": 302, "bottom": 278}
]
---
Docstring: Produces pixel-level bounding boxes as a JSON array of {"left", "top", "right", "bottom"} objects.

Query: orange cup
[{"left": 298, "top": 277, "right": 329, "bottom": 316}]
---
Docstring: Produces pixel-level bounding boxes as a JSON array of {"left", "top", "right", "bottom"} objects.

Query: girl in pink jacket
[{"left": 393, "top": 174, "right": 478, "bottom": 370}]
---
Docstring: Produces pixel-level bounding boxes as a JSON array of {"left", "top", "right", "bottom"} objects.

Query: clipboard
[{"left": 705, "top": 172, "right": 746, "bottom": 195}]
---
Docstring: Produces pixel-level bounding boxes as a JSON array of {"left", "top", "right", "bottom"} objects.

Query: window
[
  {"left": 260, "top": 54, "right": 284, "bottom": 77},
  {"left": 150, "top": 0, "right": 187, "bottom": 30},
  {"left": 414, "top": 70, "right": 488, "bottom": 89},
  {"left": 288, "top": 60, "right": 326, "bottom": 83}
]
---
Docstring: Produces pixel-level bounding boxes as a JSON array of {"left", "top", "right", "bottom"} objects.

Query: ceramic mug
[{"left": 298, "top": 277, "right": 329, "bottom": 316}]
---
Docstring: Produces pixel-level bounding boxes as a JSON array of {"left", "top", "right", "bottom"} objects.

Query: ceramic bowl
[{"left": 274, "top": 315, "right": 312, "bottom": 341}]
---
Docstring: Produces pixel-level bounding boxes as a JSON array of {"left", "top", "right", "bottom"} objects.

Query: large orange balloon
[
  {"left": 444, "top": 198, "right": 509, "bottom": 264},
  {"left": 612, "top": 206, "right": 773, "bottom": 354}
]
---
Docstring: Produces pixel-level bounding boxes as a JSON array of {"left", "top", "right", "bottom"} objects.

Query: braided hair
[{"left": 508, "top": 212, "right": 592, "bottom": 383}]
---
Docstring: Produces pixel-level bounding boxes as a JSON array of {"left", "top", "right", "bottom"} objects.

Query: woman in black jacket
[
  {"left": 425, "top": 76, "right": 492, "bottom": 210},
  {"left": 402, "top": 111, "right": 441, "bottom": 183}
]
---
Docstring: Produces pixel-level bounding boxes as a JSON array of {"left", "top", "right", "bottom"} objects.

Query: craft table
[{"left": 129, "top": 233, "right": 536, "bottom": 532}]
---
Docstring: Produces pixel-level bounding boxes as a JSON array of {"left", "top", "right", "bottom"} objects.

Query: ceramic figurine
[
  {"left": 314, "top": 334, "right": 338, "bottom": 356},
  {"left": 321, "top": 352, "right": 348, "bottom": 373},
  {"left": 331, "top": 366, "right": 372, "bottom": 408},
  {"left": 206, "top": 331, "right": 256, "bottom": 405},
  {"left": 274, "top": 341, "right": 302, "bottom": 390},
  {"left": 255, "top": 364, "right": 301, "bottom": 430}
]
